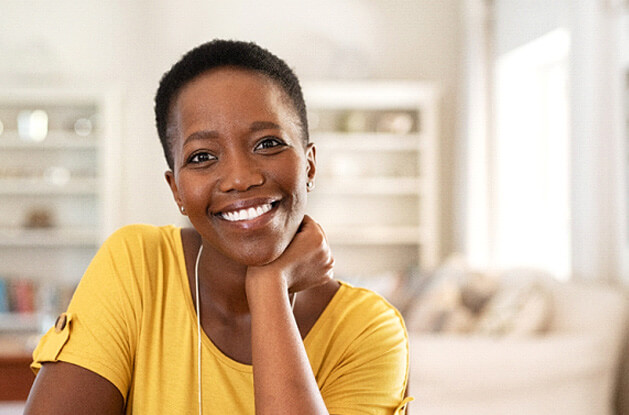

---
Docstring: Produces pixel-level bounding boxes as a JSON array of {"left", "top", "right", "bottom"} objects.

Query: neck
[{"left": 196, "top": 240, "right": 251, "bottom": 316}]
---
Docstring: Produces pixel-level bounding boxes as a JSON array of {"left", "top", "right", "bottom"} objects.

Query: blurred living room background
[{"left": 0, "top": 0, "right": 628, "bottom": 414}]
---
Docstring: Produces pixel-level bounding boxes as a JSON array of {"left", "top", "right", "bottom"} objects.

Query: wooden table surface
[
  {"left": 0, "top": 335, "right": 36, "bottom": 402},
  {"left": 0, "top": 354, "right": 34, "bottom": 401}
]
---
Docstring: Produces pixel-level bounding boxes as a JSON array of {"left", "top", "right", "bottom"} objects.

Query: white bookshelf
[
  {"left": 0, "top": 87, "right": 120, "bottom": 332},
  {"left": 303, "top": 81, "right": 440, "bottom": 281}
]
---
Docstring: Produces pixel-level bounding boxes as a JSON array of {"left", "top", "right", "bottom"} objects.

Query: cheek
[
  {"left": 275, "top": 159, "right": 309, "bottom": 204},
  {"left": 178, "top": 175, "right": 213, "bottom": 213}
]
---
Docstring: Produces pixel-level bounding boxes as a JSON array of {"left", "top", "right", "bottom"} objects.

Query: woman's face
[{"left": 165, "top": 67, "right": 315, "bottom": 266}]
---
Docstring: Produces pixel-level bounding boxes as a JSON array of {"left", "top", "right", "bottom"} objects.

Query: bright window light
[{"left": 493, "top": 28, "right": 571, "bottom": 280}]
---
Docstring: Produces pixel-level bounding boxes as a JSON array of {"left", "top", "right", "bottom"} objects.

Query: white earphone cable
[{"left": 194, "top": 244, "right": 204, "bottom": 415}]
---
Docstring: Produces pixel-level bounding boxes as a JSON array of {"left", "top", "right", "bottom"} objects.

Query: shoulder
[
  {"left": 106, "top": 223, "right": 178, "bottom": 243},
  {"left": 325, "top": 281, "right": 408, "bottom": 344},
  {"left": 91, "top": 224, "right": 183, "bottom": 282},
  {"left": 102, "top": 224, "right": 181, "bottom": 253},
  {"left": 337, "top": 282, "right": 405, "bottom": 323},
  {"left": 312, "top": 282, "right": 410, "bottom": 413}
]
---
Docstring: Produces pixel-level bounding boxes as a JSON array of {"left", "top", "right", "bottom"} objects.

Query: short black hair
[{"left": 155, "top": 39, "right": 309, "bottom": 170}]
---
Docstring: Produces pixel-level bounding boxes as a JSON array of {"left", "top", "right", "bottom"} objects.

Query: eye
[
  {"left": 188, "top": 151, "right": 216, "bottom": 164},
  {"left": 255, "top": 136, "right": 286, "bottom": 151}
]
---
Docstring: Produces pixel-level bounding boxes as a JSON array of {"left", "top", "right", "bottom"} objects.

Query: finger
[
  {"left": 301, "top": 215, "right": 329, "bottom": 241},
  {"left": 298, "top": 214, "right": 315, "bottom": 231},
  {"left": 302, "top": 215, "right": 323, "bottom": 229}
]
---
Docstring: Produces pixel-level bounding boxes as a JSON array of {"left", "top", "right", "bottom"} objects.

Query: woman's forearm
[{"left": 247, "top": 275, "right": 328, "bottom": 415}]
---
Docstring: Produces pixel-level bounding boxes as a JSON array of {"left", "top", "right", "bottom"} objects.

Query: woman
[{"left": 25, "top": 40, "right": 411, "bottom": 414}]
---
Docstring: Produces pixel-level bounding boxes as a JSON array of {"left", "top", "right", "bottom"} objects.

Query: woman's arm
[
  {"left": 247, "top": 277, "right": 328, "bottom": 414},
  {"left": 24, "top": 362, "right": 124, "bottom": 415},
  {"left": 245, "top": 215, "right": 333, "bottom": 415}
]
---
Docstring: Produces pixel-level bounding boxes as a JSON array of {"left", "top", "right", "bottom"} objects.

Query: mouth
[{"left": 217, "top": 201, "right": 278, "bottom": 222}]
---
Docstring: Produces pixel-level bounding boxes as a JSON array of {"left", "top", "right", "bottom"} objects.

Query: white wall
[
  {"left": 494, "top": 0, "right": 570, "bottom": 55},
  {"left": 0, "top": 0, "right": 463, "bottom": 256}
]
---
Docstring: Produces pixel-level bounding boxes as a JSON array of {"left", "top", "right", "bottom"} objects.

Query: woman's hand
[{"left": 246, "top": 215, "right": 334, "bottom": 294}]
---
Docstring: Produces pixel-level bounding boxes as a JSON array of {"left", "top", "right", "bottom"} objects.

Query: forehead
[{"left": 169, "top": 67, "right": 297, "bottom": 133}]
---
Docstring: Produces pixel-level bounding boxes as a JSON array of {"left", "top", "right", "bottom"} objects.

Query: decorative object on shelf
[
  {"left": 73, "top": 117, "right": 93, "bottom": 137},
  {"left": 17, "top": 109, "right": 48, "bottom": 142},
  {"left": 376, "top": 112, "right": 415, "bottom": 134},
  {"left": 43, "top": 166, "right": 71, "bottom": 186},
  {"left": 23, "top": 207, "right": 54, "bottom": 228},
  {"left": 342, "top": 110, "right": 371, "bottom": 133}
]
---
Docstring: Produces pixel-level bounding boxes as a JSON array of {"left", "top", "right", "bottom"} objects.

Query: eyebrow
[
  {"left": 249, "top": 121, "right": 282, "bottom": 132},
  {"left": 183, "top": 130, "right": 219, "bottom": 146},
  {"left": 183, "top": 121, "right": 283, "bottom": 146}
]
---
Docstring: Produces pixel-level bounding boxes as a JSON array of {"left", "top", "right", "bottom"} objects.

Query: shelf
[
  {"left": 0, "top": 87, "right": 120, "bottom": 344},
  {"left": 0, "top": 177, "right": 99, "bottom": 195},
  {"left": 311, "top": 133, "right": 423, "bottom": 151},
  {"left": 302, "top": 81, "right": 440, "bottom": 271},
  {"left": 0, "top": 131, "right": 99, "bottom": 149},
  {"left": 0, "top": 227, "right": 100, "bottom": 247},
  {"left": 325, "top": 226, "right": 424, "bottom": 245},
  {"left": 0, "top": 313, "right": 39, "bottom": 332},
  {"left": 315, "top": 177, "right": 424, "bottom": 195}
]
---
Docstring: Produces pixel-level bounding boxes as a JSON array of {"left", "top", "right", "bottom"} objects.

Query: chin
[
  {"left": 230, "top": 238, "right": 289, "bottom": 267},
  {"left": 235, "top": 249, "right": 283, "bottom": 267}
]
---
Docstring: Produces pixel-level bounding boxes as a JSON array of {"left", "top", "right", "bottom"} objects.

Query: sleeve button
[{"left": 54, "top": 313, "right": 67, "bottom": 333}]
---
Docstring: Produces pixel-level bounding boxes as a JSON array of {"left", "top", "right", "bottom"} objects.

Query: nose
[{"left": 218, "top": 152, "right": 264, "bottom": 193}]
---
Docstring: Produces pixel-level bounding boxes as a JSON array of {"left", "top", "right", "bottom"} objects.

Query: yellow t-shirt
[{"left": 32, "top": 224, "right": 412, "bottom": 414}]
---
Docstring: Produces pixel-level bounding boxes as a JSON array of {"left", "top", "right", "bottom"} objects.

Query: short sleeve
[
  {"left": 320, "top": 291, "right": 412, "bottom": 415},
  {"left": 31, "top": 225, "right": 148, "bottom": 401}
]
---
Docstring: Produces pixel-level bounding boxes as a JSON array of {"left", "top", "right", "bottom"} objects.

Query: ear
[
  {"left": 305, "top": 143, "right": 316, "bottom": 182},
  {"left": 164, "top": 170, "right": 184, "bottom": 212}
]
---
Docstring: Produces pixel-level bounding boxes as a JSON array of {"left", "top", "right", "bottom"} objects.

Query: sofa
[{"left": 406, "top": 279, "right": 629, "bottom": 415}]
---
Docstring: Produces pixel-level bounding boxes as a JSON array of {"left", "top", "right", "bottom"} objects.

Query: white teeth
[{"left": 221, "top": 203, "right": 273, "bottom": 222}]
